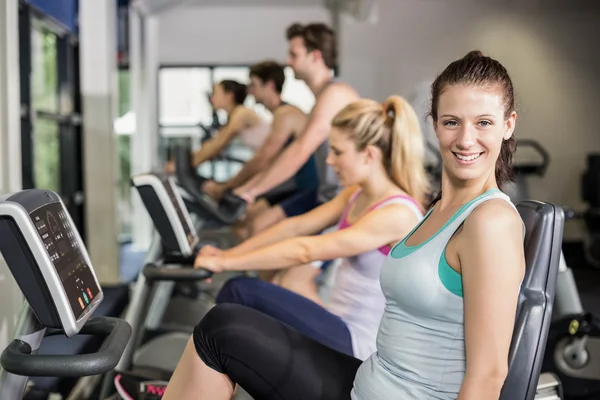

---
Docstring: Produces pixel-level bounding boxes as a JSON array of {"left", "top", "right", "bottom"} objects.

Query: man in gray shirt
[{"left": 235, "top": 22, "right": 359, "bottom": 216}]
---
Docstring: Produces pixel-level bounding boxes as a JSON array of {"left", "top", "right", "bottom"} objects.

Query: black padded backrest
[{"left": 499, "top": 200, "right": 564, "bottom": 400}]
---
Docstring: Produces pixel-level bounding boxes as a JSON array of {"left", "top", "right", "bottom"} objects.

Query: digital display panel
[
  {"left": 30, "top": 203, "right": 100, "bottom": 320},
  {"left": 162, "top": 176, "right": 197, "bottom": 247}
]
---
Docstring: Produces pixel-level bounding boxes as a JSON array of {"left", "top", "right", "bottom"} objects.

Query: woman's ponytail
[{"left": 385, "top": 95, "right": 430, "bottom": 208}]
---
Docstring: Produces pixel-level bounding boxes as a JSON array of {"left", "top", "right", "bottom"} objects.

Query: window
[
  {"left": 158, "top": 65, "right": 315, "bottom": 131},
  {"left": 31, "top": 29, "right": 58, "bottom": 113},
  {"left": 28, "top": 26, "right": 61, "bottom": 194},
  {"left": 32, "top": 118, "right": 60, "bottom": 193},
  {"left": 159, "top": 67, "right": 213, "bottom": 128},
  {"left": 116, "top": 68, "right": 133, "bottom": 239},
  {"left": 281, "top": 67, "right": 314, "bottom": 114},
  {"left": 118, "top": 68, "right": 131, "bottom": 118},
  {"left": 20, "top": 4, "right": 88, "bottom": 240}
]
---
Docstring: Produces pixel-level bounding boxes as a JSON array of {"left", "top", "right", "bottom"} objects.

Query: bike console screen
[
  {"left": 162, "top": 175, "right": 196, "bottom": 247},
  {"left": 30, "top": 203, "right": 100, "bottom": 320}
]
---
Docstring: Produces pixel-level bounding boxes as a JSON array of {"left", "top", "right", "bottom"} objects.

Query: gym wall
[
  {"left": 157, "top": 0, "right": 600, "bottom": 240},
  {"left": 339, "top": 0, "right": 600, "bottom": 240},
  {"left": 158, "top": 4, "right": 330, "bottom": 64}
]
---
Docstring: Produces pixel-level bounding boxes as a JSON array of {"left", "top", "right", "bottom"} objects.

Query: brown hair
[
  {"left": 286, "top": 22, "right": 337, "bottom": 70},
  {"left": 331, "top": 96, "right": 430, "bottom": 207},
  {"left": 219, "top": 80, "right": 247, "bottom": 106},
  {"left": 249, "top": 61, "right": 285, "bottom": 94},
  {"left": 430, "top": 50, "right": 517, "bottom": 191}
]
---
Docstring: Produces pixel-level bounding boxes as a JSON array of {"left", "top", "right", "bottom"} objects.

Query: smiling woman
[{"left": 430, "top": 50, "right": 518, "bottom": 194}]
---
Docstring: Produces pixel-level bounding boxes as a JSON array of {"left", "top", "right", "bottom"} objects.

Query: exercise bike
[
  {"left": 503, "top": 138, "right": 550, "bottom": 204},
  {"left": 541, "top": 153, "right": 600, "bottom": 399},
  {"left": 581, "top": 153, "right": 600, "bottom": 268},
  {"left": 96, "top": 173, "right": 222, "bottom": 398},
  {"left": 503, "top": 139, "right": 600, "bottom": 399},
  {"left": 0, "top": 190, "right": 131, "bottom": 400}
]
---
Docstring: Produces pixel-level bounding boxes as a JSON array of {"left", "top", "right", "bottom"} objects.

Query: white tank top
[
  {"left": 236, "top": 120, "right": 270, "bottom": 152},
  {"left": 327, "top": 190, "right": 424, "bottom": 361}
]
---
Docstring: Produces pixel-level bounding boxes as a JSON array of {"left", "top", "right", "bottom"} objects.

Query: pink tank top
[
  {"left": 337, "top": 190, "right": 423, "bottom": 254},
  {"left": 236, "top": 120, "right": 270, "bottom": 151},
  {"left": 327, "top": 190, "right": 424, "bottom": 361}
]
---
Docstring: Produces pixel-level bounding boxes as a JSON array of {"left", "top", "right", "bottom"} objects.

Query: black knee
[
  {"left": 215, "top": 276, "right": 259, "bottom": 305},
  {"left": 192, "top": 303, "right": 249, "bottom": 373}
]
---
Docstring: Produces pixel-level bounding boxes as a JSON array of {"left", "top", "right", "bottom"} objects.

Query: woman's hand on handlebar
[
  {"left": 203, "top": 180, "right": 225, "bottom": 200},
  {"left": 198, "top": 244, "right": 224, "bottom": 256},
  {"left": 233, "top": 188, "right": 255, "bottom": 207},
  {"left": 194, "top": 254, "right": 225, "bottom": 273}
]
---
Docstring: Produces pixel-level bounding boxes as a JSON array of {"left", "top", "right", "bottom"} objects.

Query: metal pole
[{"left": 329, "top": 0, "right": 342, "bottom": 76}]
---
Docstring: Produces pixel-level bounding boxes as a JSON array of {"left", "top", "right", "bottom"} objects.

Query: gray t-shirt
[
  {"left": 314, "top": 78, "right": 343, "bottom": 203},
  {"left": 315, "top": 139, "right": 340, "bottom": 202}
]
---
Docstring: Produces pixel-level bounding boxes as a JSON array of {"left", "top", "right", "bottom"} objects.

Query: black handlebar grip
[
  {"left": 142, "top": 263, "right": 213, "bottom": 282},
  {"left": 0, "top": 317, "right": 131, "bottom": 377}
]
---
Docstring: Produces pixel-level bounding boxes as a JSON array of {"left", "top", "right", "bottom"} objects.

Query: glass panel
[
  {"left": 31, "top": 28, "right": 58, "bottom": 113},
  {"left": 159, "top": 67, "right": 213, "bottom": 127},
  {"left": 116, "top": 69, "right": 132, "bottom": 239},
  {"left": 281, "top": 67, "right": 315, "bottom": 114},
  {"left": 33, "top": 118, "right": 60, "bottom": 192},
  {"left": 116, "top": 134, "right": 132, "bottom": 239},
  {"left": 118, "top": 69, "right": 130, "bottom": 118},
  {"left": 212, "top": 67, "right": 250, "bottom": 84}
]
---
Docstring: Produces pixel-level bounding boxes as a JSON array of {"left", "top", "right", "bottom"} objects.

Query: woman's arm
[
  {"left": 221, "top": 108, "right": 297, "bottom": 191},
  {"left": 198, "top": 200, "right": 419, "bottom": 272},
  {"left": 192, "top": 107, "right": 256, "bottom": 167},
  {"left": 457, "top": 200, "right": 525, "bottom": 400},
  {"left": 223, "top": 187, "right": 357, "bottom": 257}
]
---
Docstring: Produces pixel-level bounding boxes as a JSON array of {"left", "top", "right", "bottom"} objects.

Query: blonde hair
[{"left": 331, "top": 96, "right": 430, "bottom": 207}]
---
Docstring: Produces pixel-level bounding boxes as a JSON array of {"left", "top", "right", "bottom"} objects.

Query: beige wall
[
  {"left": 158, "top": 5, "right": 330, "bottom": 65},
  {"left": 339, "top": 0, "right": 600, "bottom": 239}
]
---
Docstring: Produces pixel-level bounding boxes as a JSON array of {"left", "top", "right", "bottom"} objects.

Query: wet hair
[
  {"left": 430, "top": 50, "right": 517, "bottom": 195},
  {"left": 249, "top": 61, "right": 286, "bottom": 94},
  {"left": 286, "top": 22, "right": 337, "bottom": 70},
  {"left": 219, "top": 80, "right": 248, "bottom": 105},
  {"left": 331, "top": 96, "right": 430, "bottom": 207}
]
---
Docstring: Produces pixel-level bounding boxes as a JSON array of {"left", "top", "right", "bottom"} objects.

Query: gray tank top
[
  {"left": 314, "top": 78, "right": 342, "bottom": 202},
  {"left": 351, "top": 189, "right": 519, "bottom": 400}
]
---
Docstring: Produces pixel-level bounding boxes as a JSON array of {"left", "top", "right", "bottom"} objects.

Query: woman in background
[{"left": 165, "top": 79, "right": 269, "bottom": 173}]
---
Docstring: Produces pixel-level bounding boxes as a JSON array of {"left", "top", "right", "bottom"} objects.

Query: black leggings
[{"left": 193, "top": 303, "right": 363, "bottom": 400}]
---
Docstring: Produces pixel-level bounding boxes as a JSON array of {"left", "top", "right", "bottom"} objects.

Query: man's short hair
[
  {"left": 249, "top": 61, "right": 286, "bottom": 94},
  {"left": 286, "top": 22, "right": 337, "bottom": 70}
]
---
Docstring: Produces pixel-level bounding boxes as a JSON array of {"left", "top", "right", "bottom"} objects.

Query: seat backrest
[{"left": 499, "top": 200, "right": 564, "bottom": 400}]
